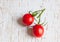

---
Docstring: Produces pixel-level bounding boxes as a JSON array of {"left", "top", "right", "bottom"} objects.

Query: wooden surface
[{"left": 0, "top": 0, "right": 60, "bottom": 42}]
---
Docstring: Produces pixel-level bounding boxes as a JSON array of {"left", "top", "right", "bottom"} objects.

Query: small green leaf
[
  {"left": 32, "top": 12, "right": 38, "bottom": 16},
  {"left": 32, "top": 10, "right": 41, "bottom": 17}
]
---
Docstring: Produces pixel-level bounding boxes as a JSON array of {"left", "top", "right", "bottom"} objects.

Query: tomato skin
[
  {"left": 23, "top": 13, "right": 34, "bottom": 26},
  {"left": 33, "top": 24, "right": 44, "bottom": 37}
]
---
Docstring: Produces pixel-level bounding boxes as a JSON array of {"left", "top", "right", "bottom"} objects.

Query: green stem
[
  {"left": 37, "top": 9, "right": 45, "bottom": 18},
  {"left": 38, "top": 18, "right": 40, "bottom": 24},
  {"left": 37, "top": 8, "right": 45, "bottom": 24}
]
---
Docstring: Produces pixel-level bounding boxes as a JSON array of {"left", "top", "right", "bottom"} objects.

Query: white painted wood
[{"left": 0, "top": 0, "right": 60, "bottom": 42}]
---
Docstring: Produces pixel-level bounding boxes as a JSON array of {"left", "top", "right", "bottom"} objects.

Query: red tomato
[
  {"left": 23, "top": 13, "right": 34, "bottom": 26},
  {"left": 33, "top": 24, "right": 44, "bottom": 38}
]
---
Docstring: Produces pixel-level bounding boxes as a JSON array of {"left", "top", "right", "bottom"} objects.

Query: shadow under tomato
[
  {"left": 27, "top": 27, "right": 34, "bottom": 37},
  {"left": 17, "top": 17, "right": 26, "bottom": 27}
]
